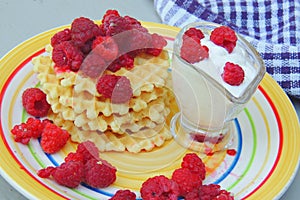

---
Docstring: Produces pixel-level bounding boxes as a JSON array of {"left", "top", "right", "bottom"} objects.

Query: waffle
[{"left": 33, "top": 48, "right": 177, "bottom": 153}]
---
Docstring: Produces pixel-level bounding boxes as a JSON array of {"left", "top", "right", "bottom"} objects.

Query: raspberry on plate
[
  {"left": 109, "top": 189, "right": 136, "bottom": 200},
  {"left": 52, "top": 41, "right": 84, "bottom": 72},
  {"left": 108, "top": 53, "right": 134, "bottom": 72},
  {"left": 181, "top": 153, "right": 206, "bottom": 181},
  {"left": 51, "top": 161, "right": 84, "bottom": 188},
  {"left": 92, "top": 36, "right": 119, "bottom": 62},
  {"left": 140, "top": 175, "right": 179, "bottom": 200},
  {"left": 11, "top": 122, "right": 32, "bottom": 144},
  {"left": 222, "top": 62, "right": 245, "bottom": 86},
  {"left": 22, "top": 88, "right": 51, "bottom": 117},
  {"left": 40, "top": 122, "right": 70, "bottom": 154},
  {"left": 11, "top": 118, "right": 51, "bottom": 144},
  {"left": 210, "top": 26, "right": 237, "bottom": 53},
  {"left": 171, "top": 167, "right": 202, "bottom": 196},
  {"left": 71, "top": 17, "right": 101, "bottom": 48},
  {"left": 83, "top": 158, "right": 117, "bottom": 188},
  {"left": 146, "top": 33, "right": 167, "bottom": 56},
  {"left": 51, "top": 28, "right": 71, "bottom": 47},
  {"left": 96, "top": 74, "right": 133, "bottom": 104},
  {"left": 76, "top": 140, "right": 100, "bottom": 163},
  {"left": 79, "top": 52, "right": 106, "bottom": 78}
]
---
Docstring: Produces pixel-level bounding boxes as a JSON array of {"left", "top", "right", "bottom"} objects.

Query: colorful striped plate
[{"left": 0, "top": 22, "right": 299, "bottom": 200}]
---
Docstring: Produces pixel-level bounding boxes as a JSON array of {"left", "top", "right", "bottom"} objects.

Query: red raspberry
[
  {"left": 64, "top": 152, "right": 84, "bottom": 163},
  {"left": 210, "top": 26, "right": 237, "bottom": 53},
  {"left": 22, "top": 88, "right": 51, "bottom": 117},
  {"left": 25, "top": 117, "right": 47, "bottom": 138},
  {"left": 51, "top": 161, "right": 84, "bottom": 188},
  {"left": 222, "top": 62, "right": 245, "bottom": 86},
  {"left": 100, "top": 15, "right": 129, "bottom": 36},
  {"left": 101, "top": 9, "right": 121, "bottom": 24},
  {"left": 11, "top": 123, "right": 32, "bottom": 144},
  {"left": 185, "top": 189, "right": 201, "bottom": 200},
  {"left": 80, "top": 53, "right": 106, "bottom": 78},
  {"left": 92, "top": 36, "right": 119, "bottom": 62},
  {"left": 180, "top": 37, "right": 209, "bottom": 63},
  {"left": 71, "top": 17, "right": 100, "bottom": 47},
  {"left": 109, "top": 189, "right": 136, "bottom": 200},
  {"left": 123, "top": 15, "right": 145, "bottom": 31},
  {"left": 183, "top": 27, "right": 205, "bottom": 43},
  {"left": 191, "top": 133, "right": 225, "bottom": 144},
  {"left": 146, "top": 33, "right": 167, "bottom": 56},
  {"left": 52, "top": 41, "right": 84, "bottom": 72},
  {"left": 181, "top": 153, "right": 206, "bottom": 180},
  {"left": 40, "top": 123, "right": 70, "bottom": 154},
  {"left": 171, "top": 168, "right": 202, "bottom": 196},
  {"left": 83, "top": 158, "right": 117, "bottom": 188},
  {"left": 140, "top": 175, "right": 179, "bottom": 200},
  {"left": 127, "top": 30, "right": 152, "bottom": 55},
  {"left": 11, "top": 118, "right": 50, "bottom": 144},
  {"left": 76, "top": 140, "right": 100, "bottom": 163},
  {"left": 108, "top": 54, "right": 134, "bottom": 72},
  {"left": 51, "top": 28, "right": 71, "bottom": 47},
  {"left": 96, "top": 75, "right": 133, "bottom": 104},
  {"left": 37, "top": 166, "right": 56, "bottom": 178}
]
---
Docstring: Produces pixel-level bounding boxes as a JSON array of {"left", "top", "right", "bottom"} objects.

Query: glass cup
[{"left": 170, "top": 22, "right": 266, "bottom": 153}]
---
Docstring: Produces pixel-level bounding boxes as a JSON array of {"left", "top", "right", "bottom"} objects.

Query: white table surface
[{"left": 0, "top": 0, "right": 299, "bottom": 199}]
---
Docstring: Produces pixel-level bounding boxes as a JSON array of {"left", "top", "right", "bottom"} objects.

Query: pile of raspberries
[
  {"left": 180, "top": 26, "right": 245, "bottom": 86},
  {"left": 51, "top": 10, "right": 167, "bottom": 104}
]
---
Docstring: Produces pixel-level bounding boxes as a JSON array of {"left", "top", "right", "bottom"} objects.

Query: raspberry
[
  {"left": 51, "top": 161, "right": 84, "bottom": 188},
  {"left": 101, "top": 15, "right": 129, "bottom": 36},
  {"left": 199, "top": 184, "right": 222, "bottom": 199},
  {"left": 127, "top": 30, "right": 152, "bottom": 55},
  {"left": 11, "top": 123, "right": 32, "bottom": 144},
  {"left": 180, "top": 37, "right": 209, "bottom": 63},
  {"left": 51, "top": 28, "right": 71, "bottom": 47},
  {"left": 52, "top": 41, "right": 84, "bottom": 72},
  {"left": 171, "top": 168, "right": 202, "bottom": 196},
  {"left": 181, "top": 153, "right": 206, "bottom": 180},
  {"left": 64, "top": 152, "right": 84, "bottom": 163},
  {"left": 101, "top": 9, "right": 121, "bottom": 24},
  {"left": 80, "top": 53, "right": 106, "bottom": 78},
  {"left": 222, "top": 62, "right": 245, "bottom": 86},
  {"left": 83, "top": 158, "right": 116, "bottom": 188},
  {"left": 210, "top": 26, "right": 237, "bottom": 53},
  {"left": 96, "top": 75, "right": 133, "bottom": 104},
  {"left": 92, "top": 36, "right": 119, "bottom": 62},
  {"left": 37, "top": 166, "right": 56, "bottom": 178},
  {"left": 146, "top": 33, "right": 167, "bottom": 56},
  {"left": 183, "top": 27, "right": 205, "bottom": 43},
  {"left": 22, "top": 88, "right": 51, "bottom": 117},
  {"left": 71, "top": 17, "right": 100, "bottom": 48},
  {"left": 11, "top": 118, "right": 51, "bottom": 144},
  {"left": 76, "top": 140, "right": 100, "bottom": 163},
  {"left": 109, "top": 189, "right": 136, "bottom": 200},
  {"left": 25, "top": 117, "right": 47, "bottom": 138},
  {"left": 108, "top": 53, "right": 134, "bottom": 72},
  {"left": 140, "top": 175, "right": 179, "bottom": 200},
  {"left": 40, "top": 123, "right": 70, "bottom": 154},
  {"left": 191, "top": 133, "right": 225, "bottom": 144}
]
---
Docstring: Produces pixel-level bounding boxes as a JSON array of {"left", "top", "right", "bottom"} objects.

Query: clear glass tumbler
[{"left": 170, "top": 22, "right": 266, "bottom": 153}]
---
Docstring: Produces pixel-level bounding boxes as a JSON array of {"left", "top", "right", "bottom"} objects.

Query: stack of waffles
[{"left": 33, "top": 45, "right": 177, "bottom": 153}]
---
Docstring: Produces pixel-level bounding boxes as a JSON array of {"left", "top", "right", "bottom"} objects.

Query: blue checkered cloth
[{"left": 154, "top": 0, "right": 300, "bottom": 98}]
